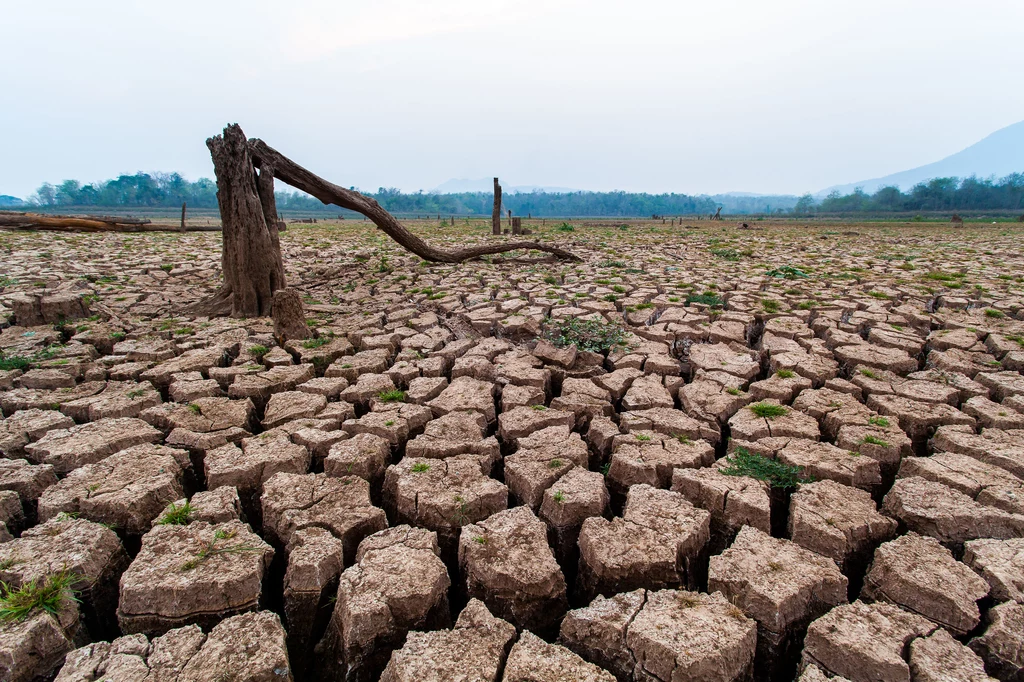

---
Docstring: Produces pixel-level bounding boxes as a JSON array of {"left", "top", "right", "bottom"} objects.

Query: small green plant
[
  {"left": 861, "top": 435, "right": 889, "bottom": 447},
  {"left": 384, "top": 420, "right": 395, "bottom": 427},
  {"left": 159, "top": 264, "right": 173, "bottom": 272},
  {"left": 411, "top": 462, "right": 431, "bottom": 473},
  {"left": 719, "top": 447, "right": 808, "bottom": 489},
  {"left": 710, "top": 248, "right": 741, "bottom": 261},
  {"left": 126, "top": 389, "right": 146, "bottom": 399},
  {"left": 473, "top": 535, "right": 488, "bottom": 545},
  {"left": 675, "top": 434, "right": 692, "bottom": 445},
  {"left": 761, "top": 299, "right": 780, "bottom": 314},
  {"left": 0, "top": 570, "right": 79, "bottom": 622},
  {"left": 302, "top": 337, "right": 331, "bottom": 349},
  {"left": 686, "top": 292, "right": 723, "bottom": 308},
  {"left": 557, "top": 222, "right": 575, "bottom": 232},
  {"left": 984, "top": 309, "right": 1005, "bottom": 319},
  {"left": 749, "top": 402, "right": 788, "bottom": 418},
  {"left": 180, "top": 528, "right": 262, "bottom": 571},
  {"left": 377, "top": 389, "right": 406, "bottom": 403},
  {"left": 157, "top": 502, "right": 194, "bottom": 526},
  {"left": 858, "top": 368, "right": 879, "bottom": 379},
  {"left": 543, "top": 275, "right": 559, "bottom": 285},
  {"left": 544, "top": 317, "right": 630, "bottom": 354},
  {"left": 775, "top": 369, "right": 795, "bottom": 379},
  {"left": 0, "top": 354, "right": 31, "bottom": 371},
  {"left": 249, "top": 345, "right": 269, "bottom": 361},
  {"left": 187, "top": 403, "right": 202, "bottom": 415},
  {"left": 553, "top": 491, "right": 566, "bottom": 504},
  {"left": 765, "top": 265, "right": 808, "bottom": 279},
  {"left": 726, "top": 387, "right": 742, "bottom": 396},
  {"left": 868, "top": 415, "right": 890, "bottom": 427},
  {"left": 548, "top": 458, "right": 564, "bottom": 469},
  {"left": 531, "top": 404, "right": 547, "bottom": 411},
  {"left": 110, "top": 331, "right": 126, "bottom": 341},
  {"left": 635, "top": 434, "right": 651, "bottom": 442}
]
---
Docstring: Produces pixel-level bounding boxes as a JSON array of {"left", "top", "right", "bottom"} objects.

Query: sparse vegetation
[{"left": 720, "top": 447, "right": 808, "bottom": 489}]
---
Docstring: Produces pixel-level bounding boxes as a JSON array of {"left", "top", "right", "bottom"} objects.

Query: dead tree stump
[
  {"left": 180, "top": 202, "right": 187, "bottom": 232},
  {"left": 512, "top": 217, "right": 522, "bottom": 235},
  {"left": 272, "top": 288, "right": 311, "bottom": 342},
  {"left": 492, "top": 178, "right": 502, "bottom": 236},
  {"left": 200, "top": 124, "right": 286, "bottom": 317}
]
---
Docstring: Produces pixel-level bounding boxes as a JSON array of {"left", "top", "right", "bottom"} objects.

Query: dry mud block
[
  {"left": 506, "top": 425, "right": 590, "bottom": 509},
  {"left": 883, "top": 476, "right": 1024, "bottom": 545},
  {"left": 578, "top": 484, "right": 710, "bottom": 603},
  {"left": 970, "top": 601, "right": 1024, "bottom": 682},
  {"left": 559, "top": 588, "right": 757, "bottom": 682},
  {"left": 316, "top": 526, "right": 450, "bottom": 682},
  {"left": 37, "top": 444, "right": 190, "bottom": 536},
  {"left": 0, "top": 408, "right": 73, "bottom": 458},
  {"left": 0, "top": 457, "right": 58, "bottom": 523},
  {"left": 283, "top": 528, "right": 345, "bottom": 679},
  {"left": 117, "top": 520, "right": 274, "bottom": 636},
  {"left": 671, "top": 465, "right": 771, "bottom": 551},
  {"left": 709, "top": 526, "right": 848, "bottom": 680},
  {"left": 963, "top": 538, "right": 1024, "bottom": 604},
  {"left": 0, "top": 515, "right": 128, "bottom": 638},
  {"left": 908, "top": 628, "right": 997, "bottom": 682},
  {"left": 403, "top": 411, "right": 499, "bottom": 464},
  {"left": 459, "top": 506, "right": 568, "bottom": 635},
  {"left": 426, "top": 375, "right": 498, "bottom": 424},
  {"left": 261, "top": 390, "right": 328, "bottom": 429},
  {"left": 504, "top": 630, "right": 616, "bottom": 681},
  {"left": 55, "top": 610, "right": 293, "bottom": 682},
  {"left": 0, "top": 598, "right": 84, "bottom": 682},
  {"left": 261, "top": 472, "right": 386, "bottom": 563},
  {"left": 788, "top": 479, "right": 897, "bottom": 571},
  {"left": 24, "top": 417, "right": 161, "bottom": 475},
  {"left": 801, "top": 601, "right": 938, "bottom": 682},
  {"left": 498, "top": 405, "right": 574, "bottom": 445},
  {"left": 325, "top": 432, "right": 392, "bottom": 487},
  {"left": 380, "top": 598, "right": 517, "bottom": 682},
  {"left": 930, "top": 426, "right": 1024, "bottom": 481},
  {"left": 728, "top": 400, "right": 820, "bottom": 442},
  {"left": 863, "top": 532, "right": 990, "bottom": 636},
  {"left": 383, "top": 453, "right": 507, "bottom": 556},
  {"left": 204, "top": 434, "right": 310, "bottom": 522},
  {"left": 0, "top": 490, "right": 25, "bottom": 539},
  {"left": 539, "top": 467, "right": 610, "bottom": 568},
  {"left": 152, "top": 486, "right": 244, "bottom": 527},
  {"left": 607, "top": 430, "right": 714, "bottom": 492}
]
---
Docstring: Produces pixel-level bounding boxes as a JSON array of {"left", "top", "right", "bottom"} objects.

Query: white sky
[{"left": 1, "top": 0, "right": 1022, "bottom": 198}]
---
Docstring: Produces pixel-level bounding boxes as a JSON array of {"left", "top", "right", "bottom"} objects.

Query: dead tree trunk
[
  {"left": 492, "top": 177, "right": 502, "bottom": 236},
  {"left": 180, "top": 202, "right": 187, "bottom": 231},
  {"left": 247, "top": 139, "right": 578, "bottom": 262},
  {"left": 201, "top": 124, "right": 287, "bottom": 317}
]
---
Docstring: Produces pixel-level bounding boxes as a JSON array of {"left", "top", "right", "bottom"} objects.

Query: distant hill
[
  {"left": 819, "top": 120, "right": 1024, "bottom": 196},
  {"left": 433, "top": 178, "right": 582, "bottom": 194},
  {"left": 0, "top": 195, "right": 23, "bottom": 207}
]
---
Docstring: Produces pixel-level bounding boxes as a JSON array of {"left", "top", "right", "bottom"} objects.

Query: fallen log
[{"left": 0, "top": 211, "right": 151, "bottom": 232}]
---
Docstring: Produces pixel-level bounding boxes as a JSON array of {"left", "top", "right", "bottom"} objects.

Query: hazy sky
[{"left": 2, "top": 0, "right": 1023, "bottom": 198}]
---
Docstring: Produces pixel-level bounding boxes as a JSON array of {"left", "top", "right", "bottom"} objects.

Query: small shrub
[
  {"left": 157, "top": 502, "right": 194, "bottom": 526},
  {"left": 0, "top": 354, "right": 30, "bottom": 372},
  {"left": 544, "top": 317, "right": 630, "bottom": 354},
  {"left": 376, "top": 389, "right": 406, "bottom": 403},
  {"left": 686, "top": 292, "right": 724, "bottom": 308},
  {"left": 0, "top": 570, "right": 79, "bottom": 622},
  {"left": 861, "top": 435, "right": 889, "bottom": 447},
  {"left": 761, "top": 299, "right": 780, "bottom": 314},
  {"left": 775, "top": 369, "right": 795, "bottom": 379},
  {"left": 984, "top": 309, "right": 1005, "bottom": 319},
  {"left": 411, "top": 462, "right": 430, "bottom": 473},
  {"left": 868, "top": 415, "right": 890, "bottom": 427}
]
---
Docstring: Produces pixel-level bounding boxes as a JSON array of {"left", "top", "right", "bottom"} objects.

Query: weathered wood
[
  {"left": 0, "top": 212, "right": 151, "bottom": 231},
  {"left": 201, "top": 124, "right": 287, "bottom": 318},
  {"left": 180, "top": 202, "right": 187, "bottom": 231},
  {"left": 247, "top": 139, "right": 579, "bottom": 262},
  {"left": 492, "top": 177, "right": 502, "bottom": 236}
]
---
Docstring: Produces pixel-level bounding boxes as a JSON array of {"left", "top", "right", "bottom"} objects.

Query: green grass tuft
[
  {"left": 376, "top": 389, "right": 406, "bottom": 403},
  {"left": 0, "top": 570, "right": 79, "bottom": 622},
  {"left": 719, "top": 447, "right": 808, "bottom": 489},
  {"left": 156, "top": 501, "right": 194, "bottom": 526},
  {"left": 749, "top": 402, "right": 788, "bottom": 418},
  {"left": 544, "top": 317, "right": 630, "bottom": 354}
]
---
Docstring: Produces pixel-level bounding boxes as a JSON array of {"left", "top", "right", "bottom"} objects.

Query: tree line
[
  {"left": 795, "top": 173, "right": 1024, "bottom": 214},
  {"left": 17, "top": 171, "right": 1024, "bottom": 216}
]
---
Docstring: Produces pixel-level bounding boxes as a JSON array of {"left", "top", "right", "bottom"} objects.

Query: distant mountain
[
  {"left": 432, "top": 178, "right": 581, "bottom": 194},
  {"left": 0, "top": 195, "right": 23, "bottom": 207},
  {"left": 819, "top": 120, "right": 1024, "bottom": 196}
]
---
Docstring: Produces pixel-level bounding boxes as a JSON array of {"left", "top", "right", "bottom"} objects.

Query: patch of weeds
[
  {"left": 719, "top": 447, "right": 808, "bottom": 489},
  {"left": 984, "top": 309, "right": 1005, "bottom": 319},
  {"left": 126, "top": 389, "right": 146, "bottom": 399},
  {"left": 765, "top": 265, "right": 808, "bottom": 279},
  {"left": 761, "top": 299, "right": 780, "bottom": 314},
  {"left": 553, "top": 491, "right": 566, "bottom": 504},
  {"left": 473, "top": 535, "right": 488, "bottom": 545},
  {"left": 544, "top": 317, "right": 630, "bottom": 354},
  {"left": 635, "top": 433, "right": 651, "bottom": 442},
  {"left": 686, "top": 292, "right": 724, "bottom": 307},
  {"left": 548, "top": 458, "right": 564, "bottom": 469},
  {"left": 411, "top": 462, "right": 431, "bottom": 473},
  {"left": 110, "top": 331, "right": 126, "bottom": 341},
  {"left": 187, "top": 403, "right": 202, "bottom": 415},
  {"left": 384, "top": 420, "right": 395, "bottom": 427},
  {"left": 599, "top": 463, "right": 610, "bottom": 476},
  {"left": 0, "top": 569, "right": 79, "bottom": 622},
  {"left": 749, "top": 402, "right": 788, "bottom": 418},
  {"left": 861, "top": 435, "right": 889, "bottom": 447},
  {"left": 248, "top": 345, "right": 269, "bottom": 361},
  {"left": 180, "top": 528, "right": 262, "bottom": 571},
  {"left": 377, "top": 389, "right": 406, "bottom": 403},
  {"left": 775, "top": 369, "right": 796, "bottom": 379},
  {"left": 156, "top": 502, "right": 194, "bottom": 526},
  {"left": 543, "top": 275, "right": 559, "bottom": 285},
  {"left": 725, "top": 387, "right": 743, "bottom": 396},
  {"left": 302, "top": 337, "right": 331, "bottom": 349},
  {"left": 0, "top": 354, "right": 31, "bottom": 371},
  {"left": 674, "top": 434, "right": 692, "bottom": 445},
  {"left": 858, "top": 368, "right": 879, "bottom": 379},
  {"left": 868, "top": 415, "right": 890, "bottom": 427},
  {"left": 557, "top": 222, "right": 575, "bottom": 232}
]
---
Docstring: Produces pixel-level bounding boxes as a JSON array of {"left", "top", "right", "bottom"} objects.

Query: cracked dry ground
[{"left": 1, "top": 219, "right": 1024, "bottom": 682}]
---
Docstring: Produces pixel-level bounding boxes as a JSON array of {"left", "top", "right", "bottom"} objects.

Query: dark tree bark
[
  {"left": 492, "top": 177, "right": 502, "bottom": 236},
  {"left": 180, "top": 202, "right": 187, "bottom": 231},
  {"left": 248, "top": 140, "right": 579, "bottom": 262},
  {"left": 202, "top": 124, "right": 287, "bottom": 317}
]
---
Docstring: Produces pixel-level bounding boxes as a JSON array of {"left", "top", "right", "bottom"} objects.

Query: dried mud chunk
[
  {"left": 577, "top": 484, "right": 710, "bottom": 601},
  {"left": 504, "top": 630, "right": 616, "bottom": 682},
  {"left": 801, "top": 601, "right": 937, "bottom": 682},
  {"left": 379, "top": 598, "right": 517, "bottom": 682},
  {"left": 24, "top": 417, "right": 162, "bottom": 475},
  {"left": 261, "top": 472, "right": 386, "bottom": 563},
  {"left": 325, "top": 432, "right": 392, "bottom": 486},
  {"left": 37, "top": 443, "right": 189, "bottom": 535},
  {"left": 459, "top": 506, "right": 568, "bottom": 635},
  {"left": 607, "top": 430, "right": 714, "bottom": 491},
  {"left": 0, "top": 516, "right": 129, "bottom": 639},
  {"left": 882, "top": 476, "right": 1024, "bottom": 544},
  {"left": 316, "top": 526, "right": 450, "bottom": 682},
  {"left": 863, "top": 532, "right": 989, "bottom": 636},
  {"left": 117, "top": 520, "right": 274, "bottom": 636},
  {"left": 969, "top": 601, "right": 1024, "bottom": 682},
  {"left": 709, "top": 526, "right": 847, "bottom": 677},
  {"left": 262, "top": 390, "right": 328, "bottom": 429},
  {"left": 426, "top": 375, "right": 498, "bottom": 424},
  {"left": 788, "top": 479, "right": 897, "bottom": 569},
  {"left": 283, "top": 528, "right": 345, "bottom": 679},
  {"left": 0, "top": 408, "right": 74, "bottom": 457},
  {"left": 962, "top": 538, "right": 1024, "bottom": 605},
  {"left": 909, "top": 628, "right": 996, "bottom": 682},
  {"left": 1, "top": 600, "right": 83, "bottom": 682}
]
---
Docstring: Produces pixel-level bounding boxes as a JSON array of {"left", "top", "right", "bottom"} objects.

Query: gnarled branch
[{"left": 247, "top": 138, "right": 579, "bottom": 262}]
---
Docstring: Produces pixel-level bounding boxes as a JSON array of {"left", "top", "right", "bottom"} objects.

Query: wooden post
[
  {"left": 492, "top": 178, "right": 502, "bottom": 235},
  {"left": 507, "top": 209, "right": 512, "bottom": 228},
  {"left": 512, "top": 217, "right": 522, "bottom": 235},
  {"left": 180, "top": 202, "right": 187, "bottom": 231}
]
